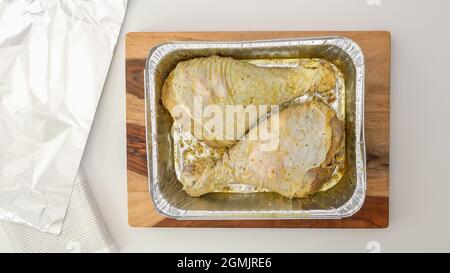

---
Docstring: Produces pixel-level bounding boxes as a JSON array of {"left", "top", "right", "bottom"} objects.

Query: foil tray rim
[{"left": 144, "top": 36, "right": 366, "bottom": 220}]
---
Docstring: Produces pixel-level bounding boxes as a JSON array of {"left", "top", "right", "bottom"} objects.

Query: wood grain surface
[{"left": 126, "top": 32, "right": 390, "bottom": 228}]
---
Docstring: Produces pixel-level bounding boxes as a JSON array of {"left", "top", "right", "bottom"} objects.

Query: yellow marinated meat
[
  {"left": 162, "top": 55, "right": 336, "bottom": 148},
  {"left": 180, "top": 102, "right": 343, "bottom": 198}
]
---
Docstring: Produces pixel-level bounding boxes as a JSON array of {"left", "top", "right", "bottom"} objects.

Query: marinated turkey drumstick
[
  {"left": 179, "top": 101, "right": 344, "bottom": 198},
  {"left": 162, "top": 55, "right": 336, "bottom": 148}
]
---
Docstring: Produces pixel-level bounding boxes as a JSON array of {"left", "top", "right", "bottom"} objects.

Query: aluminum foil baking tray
[{"left": 144, "top": 37, "right": 366, "bottom": 220}]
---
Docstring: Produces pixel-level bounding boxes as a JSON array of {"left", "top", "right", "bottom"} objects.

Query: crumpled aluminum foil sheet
[
  {"left": 0, "top": 0, "right": 127, "bottom": 234},
  {"left": 1, "top": 170, "right": 116, "bottom": 253}
]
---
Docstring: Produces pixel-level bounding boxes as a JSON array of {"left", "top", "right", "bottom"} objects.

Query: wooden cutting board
[{"left": 126, "top": 32, "right": 390, "bottom": 228}]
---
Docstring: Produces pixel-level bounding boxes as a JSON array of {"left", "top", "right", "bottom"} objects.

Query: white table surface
[{"left": 2, "top": 0, "right": 450, "bottom": 252}]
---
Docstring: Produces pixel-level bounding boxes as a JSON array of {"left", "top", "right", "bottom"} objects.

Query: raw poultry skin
[
  {"left": 180, "top": 102, "right": 344, "bottom": 198},
  {"left": 162, "top": 55, "right": 336, "bottom": 148}
]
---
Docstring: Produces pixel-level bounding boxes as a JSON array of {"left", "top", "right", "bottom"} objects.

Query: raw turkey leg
[
  {"left": 180, "top": 101, "right": 344, "bottom": 198},
  {"left": 162, "top": 55, "right": 336, "bottom": 148}
]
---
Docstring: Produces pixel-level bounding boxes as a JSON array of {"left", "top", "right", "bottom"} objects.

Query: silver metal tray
[{"left": 144, "top": 37, "right": 366, "bottom": 220}]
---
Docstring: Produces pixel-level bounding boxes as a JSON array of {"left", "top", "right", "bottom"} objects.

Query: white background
[{"left": 2, "top": 0, "right": 450, "bottom": 252}]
